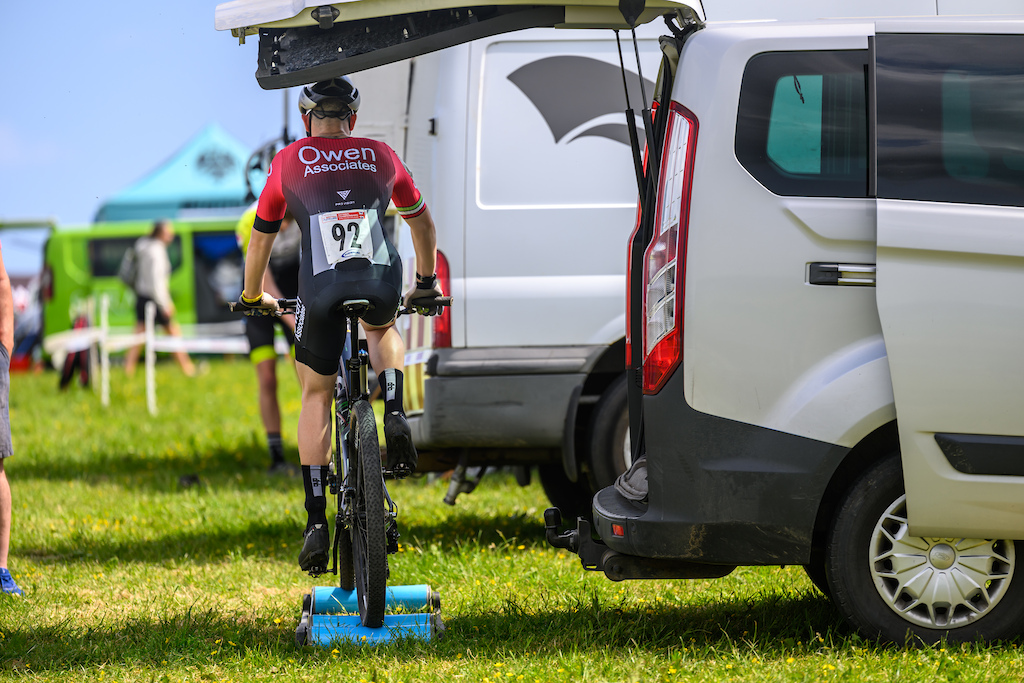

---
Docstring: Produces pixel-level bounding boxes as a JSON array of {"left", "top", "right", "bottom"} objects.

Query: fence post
[
  {"left": 100, "top": 294, "right": 110, "bottom": 407},
  {"left": 145, "top": 300, "right": 157, "bottom": 416},
  {"left": 87, "top": 296, "right": 99, "bottom": 395}
]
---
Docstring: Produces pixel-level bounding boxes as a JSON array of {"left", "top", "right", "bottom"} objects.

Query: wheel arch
[
  {"left": 807, "top": 419, "right": 900, "bottom": 566},
  {"left": 566, "top": 338, "right": 626, "bottom": 481}
]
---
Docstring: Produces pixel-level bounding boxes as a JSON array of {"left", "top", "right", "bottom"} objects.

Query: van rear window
[
  {"left": 736, "top": 50, "right": 868, "bottom": 197},
  {"left": 876, "top": 33, "right": 1024, "bottom": 207}
]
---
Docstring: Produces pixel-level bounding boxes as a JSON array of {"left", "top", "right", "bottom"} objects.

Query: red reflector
[
  {"left": 432, "top": 250, "right": 451, "bottom": 348},
  {"left": 611, "top": 524, "right": 626, "bottom": 538}
]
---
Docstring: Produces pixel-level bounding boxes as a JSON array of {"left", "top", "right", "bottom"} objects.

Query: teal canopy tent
[{"left": 94, "top": 124, "right": 253, "bottom": 222}]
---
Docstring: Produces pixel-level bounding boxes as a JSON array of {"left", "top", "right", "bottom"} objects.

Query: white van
[
  {"left": 217, "top": 0, "right": 1024, "bottom": 642},
  {"left": 392, "top": 25, "right": 667, "bottom": 510}
]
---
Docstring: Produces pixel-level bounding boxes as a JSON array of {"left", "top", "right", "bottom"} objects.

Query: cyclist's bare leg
[
  {"left": 363, "top": 322, "right": 404, "bottom": 374},
  {"left": 256, "top": 359, "right": 282, "bottom": 435},
  {"left": 362, "top": 321, "right": 416, "bottom": 473},
  {"left": 296, "top": 362, "right": 335, "bottom": 467},
  {"left": 295, "top": 360, "right": 335, "bottom": 571}
]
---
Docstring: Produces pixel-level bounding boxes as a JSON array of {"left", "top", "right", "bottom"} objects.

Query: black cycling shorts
[
  {"left": 294, "top": 256, "right": 403, "bottom": 376},
  {"left": 245, "top": 315, "right": 296, "bottom": 365}
]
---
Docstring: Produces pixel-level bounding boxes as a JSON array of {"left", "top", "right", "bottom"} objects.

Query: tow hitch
[{"left": 544, "top": 507, "right": 736, "bottom": 581}]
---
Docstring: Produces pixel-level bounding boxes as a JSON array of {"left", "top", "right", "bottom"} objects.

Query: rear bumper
[
  {"left": 592, "top": 369, "right": 849, "bottom": 566},
  {"left": 408, "top": 345, "right": 604, "bottom": 449}
]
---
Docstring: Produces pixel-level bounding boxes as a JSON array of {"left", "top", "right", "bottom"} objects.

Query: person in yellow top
[{"left": 236, "top": 203, "right": 302, "bottom": 475}]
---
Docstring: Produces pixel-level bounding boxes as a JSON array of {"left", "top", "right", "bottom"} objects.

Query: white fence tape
[{"left": 44, "top": 296, "right": 288, "bottom": 416}]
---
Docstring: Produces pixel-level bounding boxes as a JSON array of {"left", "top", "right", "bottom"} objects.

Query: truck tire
[
  {"left": 586, "top": 374, "right": 631, "bottom": 490},
  {"left": 827, "top": 454, "right": 1024, "bottom": 643}
]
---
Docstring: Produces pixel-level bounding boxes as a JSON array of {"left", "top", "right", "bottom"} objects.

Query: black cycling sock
[
  {"left": 302, "top": 465, "right": 329, "bottom": 529},
  {"left": 382, "top": 368, "right": 405, "bottom": 416},
  {"left": 267, "top": 432, "right": 285, "bottom": 464}
]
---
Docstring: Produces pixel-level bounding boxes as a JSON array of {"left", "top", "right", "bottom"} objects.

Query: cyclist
[
  {"left": 237, "top": 76, "right": 443, "bottom": 572},
  {"left": 235, "top": 204, "right": 302, "bottom": 475}
]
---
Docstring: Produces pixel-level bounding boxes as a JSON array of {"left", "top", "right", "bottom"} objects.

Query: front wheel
[
  {"left": 349, "top": 400, "right": 388, "bottom": 628},
  {"left": 827, "top": 454, "right": 1024, "bottom": 643}
]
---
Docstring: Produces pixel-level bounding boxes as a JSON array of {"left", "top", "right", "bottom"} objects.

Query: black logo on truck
[{"left": 508, "top": 56, "right": 655, "bottom": 146}]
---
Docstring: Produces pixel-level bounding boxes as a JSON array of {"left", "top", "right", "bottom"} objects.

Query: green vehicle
[{"left": 42, "top": 218, "right": 244, "bottom": 338}]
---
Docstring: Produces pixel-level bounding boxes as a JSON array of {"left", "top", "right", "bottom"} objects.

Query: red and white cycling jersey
[{"left": 256, "top": 136, "right": 426, "bottom": 295}]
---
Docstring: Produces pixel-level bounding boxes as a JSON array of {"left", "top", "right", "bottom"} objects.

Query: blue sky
[{"left": 0, "top": 1, "right": 307, "bottom": 273}]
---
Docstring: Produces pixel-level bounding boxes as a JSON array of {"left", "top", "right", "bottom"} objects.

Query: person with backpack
[{"left": 123, "top": 220, "right": 196, "bottom": 377}]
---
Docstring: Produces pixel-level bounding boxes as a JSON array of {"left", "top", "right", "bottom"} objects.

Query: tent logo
[
  {"left": 507, "top": 56, "right": 654, "bottom": 146},
  {"left": 196, "top": 149, "right": 237, "bottom": 180},
  {"left": 338, "top": 190, "right": 352, "bottom": 200}
]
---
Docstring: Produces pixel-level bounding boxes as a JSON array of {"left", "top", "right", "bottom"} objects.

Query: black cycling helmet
[{"left": 298, "top": 76, "right": 361, "bottom": 116}]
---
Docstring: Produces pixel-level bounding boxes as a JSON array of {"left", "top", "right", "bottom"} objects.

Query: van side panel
[
  {"left": 464, "top": 29, "right": 662, "bottom": 348},
  {"left": 593, "top": 367, "right": 849, "bottom": 564},
  {"left": 677, "top": 26, "right": 887, "bottom": 447}
]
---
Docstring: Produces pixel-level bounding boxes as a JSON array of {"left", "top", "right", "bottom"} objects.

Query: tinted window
[
  {"left": 877, "top": 34, "right": 1024, "bottom": 207},
  {"left": 736, "top": 51, "right": 868, "bottom": 197}
]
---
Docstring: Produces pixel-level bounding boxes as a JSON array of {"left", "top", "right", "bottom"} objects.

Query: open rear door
[
  {"left": 215, "top": 0, "right": 703, "bottom": 88},
  {"left": 874, "top": 27, "right": 1024, "bottom": 538}
]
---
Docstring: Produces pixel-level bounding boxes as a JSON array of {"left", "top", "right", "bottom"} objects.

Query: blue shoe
[{"left": 0, "top": 568, "right": 23, "bottom": 596}]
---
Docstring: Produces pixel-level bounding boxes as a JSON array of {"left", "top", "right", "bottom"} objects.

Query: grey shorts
[{"left": 0, "top": 345, "right": 11, "bottom": 458}]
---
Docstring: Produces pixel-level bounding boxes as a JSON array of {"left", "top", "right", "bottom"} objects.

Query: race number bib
[{"left": 316, "top": 209, "right": 377, "bottom": 265}]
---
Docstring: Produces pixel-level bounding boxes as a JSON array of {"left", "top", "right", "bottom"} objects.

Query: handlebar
[{"left": 228, "top": 297, "right": 452, "bottom": 317}]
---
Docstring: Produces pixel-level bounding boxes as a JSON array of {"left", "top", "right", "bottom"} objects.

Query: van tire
[
  {"left": 538, "top": 464, "right": 594, "bottom": 524},
  {"left": 827, "top": 454, "right": 1024, "bottom": 643},
  {"left": 586, "top": 374, "right": 631, "bottom": 490}
]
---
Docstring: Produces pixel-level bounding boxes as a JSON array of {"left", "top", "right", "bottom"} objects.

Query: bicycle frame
[{"left": 327, "top": 300, "right": 399, "bottom": 581}]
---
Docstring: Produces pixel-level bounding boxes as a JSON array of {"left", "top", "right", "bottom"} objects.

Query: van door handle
[{"left": 807, "top": 263, "right": 876, "bottom": 287}]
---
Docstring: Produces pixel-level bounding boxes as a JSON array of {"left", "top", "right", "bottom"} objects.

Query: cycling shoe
[
  {"left": 0, "top": 568, "right": 23, "bottom": 596},
  {"left": 384, "top": 411, "right": 418, "bottom": 477},
  {"left": 298, "top": 524, "right": 329, "bottom": 573}
]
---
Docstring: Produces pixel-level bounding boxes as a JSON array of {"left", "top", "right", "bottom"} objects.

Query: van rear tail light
[
  {"left": 432, "top": 249, "right": 451, "bottom": 349},
  {"left": 642, "top": 103, "right": 697, "bottom": 395}
]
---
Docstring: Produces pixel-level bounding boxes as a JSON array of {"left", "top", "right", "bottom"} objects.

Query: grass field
[{"left": 2, "top": 359, "right": 1023, "bottom": 682}]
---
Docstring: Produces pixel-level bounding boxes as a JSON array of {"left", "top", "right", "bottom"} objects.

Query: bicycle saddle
[{"left": 337, "top": 298, "right": 374, "bottom": 316}]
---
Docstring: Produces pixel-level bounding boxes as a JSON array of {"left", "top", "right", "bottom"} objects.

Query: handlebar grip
[{"left": 408, "top": 296, "right": 453, "bottom": 307}]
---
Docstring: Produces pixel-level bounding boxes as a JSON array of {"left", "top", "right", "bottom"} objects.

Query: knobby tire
[
  {"left": 333, "top": 411, "right": 358, "bottom": 593},
  {"left": 350, "top": 400, "right": 387, "bottom": 628},
  {"left": 334, "top": 394, "right": 356, "bottom": 591}
]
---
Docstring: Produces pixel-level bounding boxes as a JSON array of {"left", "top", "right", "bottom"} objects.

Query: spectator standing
[
  {"left": 124, "top": 220, "right": 196, "bottom": 377},
  {"left": 0, "top": 239, "right": 24, "bottom": 595}
]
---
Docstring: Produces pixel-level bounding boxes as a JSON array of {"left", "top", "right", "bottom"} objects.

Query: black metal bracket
[{"left": 544, "top": 507, "right": 737, "bottom": 581}]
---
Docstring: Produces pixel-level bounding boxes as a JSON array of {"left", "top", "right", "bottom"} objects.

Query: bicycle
[{"left": 232, "top": 295, "right": 450, "bottom": 628}]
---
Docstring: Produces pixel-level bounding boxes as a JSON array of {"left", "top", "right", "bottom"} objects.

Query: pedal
[
  {"left": 388, "top": 463, "right": 413, "bottom": 480},
  {"left": 306, "top": 565, "right": 333, "bottom": 578},
  {"left": 386, "top": 518, "right": 400, "bottom": 555}
]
